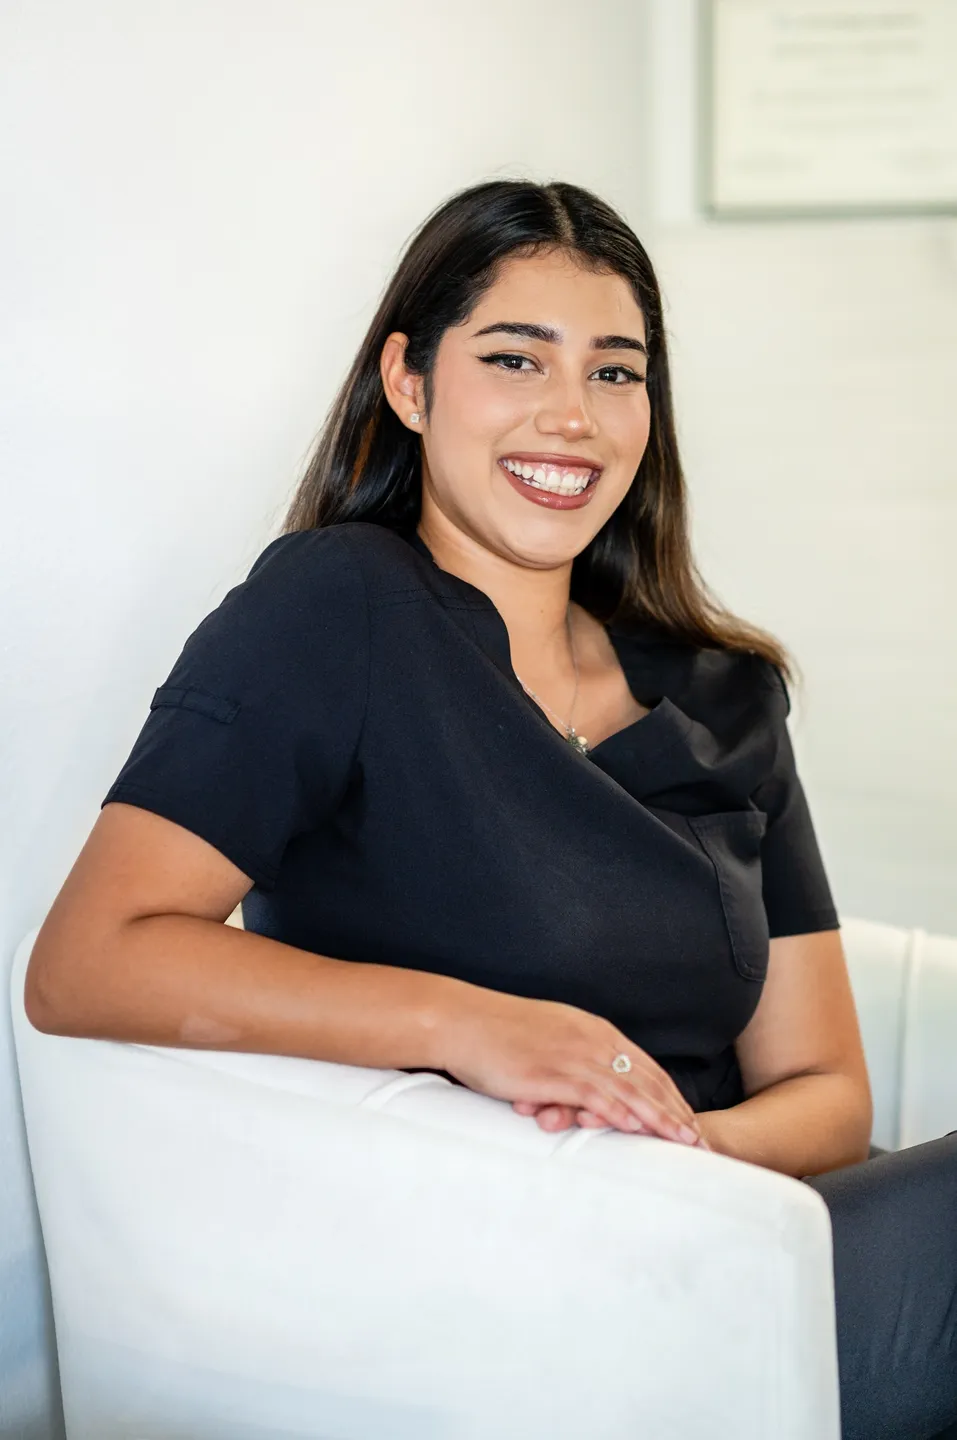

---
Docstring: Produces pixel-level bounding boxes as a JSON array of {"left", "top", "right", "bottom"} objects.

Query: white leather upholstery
[
  {"left": 10, "top": 927, "right": 845, "bottom": 1439},
  {"left": 13, "top": 914, "right": 957, "bottom": 1437}
]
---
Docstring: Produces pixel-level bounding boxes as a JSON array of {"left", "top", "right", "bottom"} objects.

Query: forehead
[{"left": 466, "top": 248, "right": 646, "bottom": 341}]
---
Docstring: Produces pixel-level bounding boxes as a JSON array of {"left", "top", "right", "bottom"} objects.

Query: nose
[{"left": 534, "top": 369, "right": 598, "bottom": 442}]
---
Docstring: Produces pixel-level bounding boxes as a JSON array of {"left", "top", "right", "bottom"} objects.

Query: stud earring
[{"left": 409, "top": 412, "right": 420, "bottom": 425}]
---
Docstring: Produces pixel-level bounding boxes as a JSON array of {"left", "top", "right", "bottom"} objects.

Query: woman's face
[{"left": 398, "top": 247, "right": 652, "bottom": 568}]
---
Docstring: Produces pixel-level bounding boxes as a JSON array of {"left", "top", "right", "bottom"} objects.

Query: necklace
[{"left": 514, "top": 610, "right": 590, "bottom": 755}]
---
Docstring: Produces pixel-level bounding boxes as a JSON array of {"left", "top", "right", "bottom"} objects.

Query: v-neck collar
[{"left": 394, "top": 522, "right": 686, "bottom": 759}]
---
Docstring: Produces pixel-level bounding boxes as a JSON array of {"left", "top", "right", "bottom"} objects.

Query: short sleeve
[
  {"left": 101, "top": 527, "right": 370, "bottom": 892},
  {"left": 753, "top": 663, "right": 840, "bottom": 939}
]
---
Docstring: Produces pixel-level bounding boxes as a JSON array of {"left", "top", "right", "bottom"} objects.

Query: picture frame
[{"left": 700, "top": 0, "right": 957, "bottom": 220}]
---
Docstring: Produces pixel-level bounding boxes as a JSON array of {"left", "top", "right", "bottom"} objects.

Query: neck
[{"left": 415, "top": 514, "right": 577, "bottom": 683}]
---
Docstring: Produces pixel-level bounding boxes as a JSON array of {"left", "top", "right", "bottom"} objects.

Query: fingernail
[{"left": 679, "top": 1124, "right": 699, "bottom": 1143}]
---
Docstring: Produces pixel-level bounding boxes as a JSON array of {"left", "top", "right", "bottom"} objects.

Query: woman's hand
[
  {"left": 512, "top": 1099, "right": 713, "bottom": 1148},
  {"left": 439, "top": 988, "right": 704, "bottom": 1147}
]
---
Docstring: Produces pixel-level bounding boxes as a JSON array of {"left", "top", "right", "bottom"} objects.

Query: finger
[
  {"left": 515, "top": 1075, "right": 698, "bottom": 1145},
  {"left": 637, "top": 1077, "right": 700, "bottom": 1135},
  {"left": 574, "top": 1108, "right": 697, "bottom": 1142},
  {"left": 536, "top": 1105, "right": 576, "bottom": 1130},
  {"left": 514, "top": 1101, "right": 569, "bottom": 1123},
  {"left": 577, "top": 1110, "right": 704, "bottom": 1145},
  {"left": 532, "top": 1105, "right": 641, "bottom": 1133},
  {"left": 572, "top": 1077, "right": 699, "bottom": 1143},
  {"left": 538, "top": 1104, "right": 643, "bottom": 1133},
  {"left": 605, "top": 1075, "right": 700, "bottom": 1140},
  {"left": 627, "top": 1058, "right": 699, "bottom": 1128},
  {"left": 614, "top": 1090, "right": 700, "bottom": 1144},
  {"left": 599, "top": 1056, "right": 697, "bottom": 1132},
  {"left": 633, "top": 1068, "right": 698, "bottom": 1129},
  {"left": 526, "top": 1096, "right": 698, "bottom": 1144},
  {"left": 528, "top": 1094, "right": 696, "bottom": 1138}
]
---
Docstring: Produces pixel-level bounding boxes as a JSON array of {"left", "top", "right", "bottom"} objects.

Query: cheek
[
  {"left": 434, "top": 361, "right": 532, "bottom": 442},
  {"left": 468, "top": 370, "right": 533, "bottom": 434},
  {"left": 612, "top": 393, "right": 652, "bottom": 457}
]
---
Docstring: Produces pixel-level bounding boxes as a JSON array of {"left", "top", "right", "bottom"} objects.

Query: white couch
[{"left": 9, "top": 915, "right": 957, "bottom": 1440}]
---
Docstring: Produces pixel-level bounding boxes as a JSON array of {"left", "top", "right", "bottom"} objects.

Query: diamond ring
[{"left": 611, "top": 1053, "right": 632, "bottom": 1073}]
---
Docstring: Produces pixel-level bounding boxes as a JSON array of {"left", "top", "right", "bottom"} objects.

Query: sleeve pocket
[
  {"left": 150, "top": 685, "right": 241, "bottom": 725},
  {"left": 688, "top": 809, "right": 770, "bottom": 982}
]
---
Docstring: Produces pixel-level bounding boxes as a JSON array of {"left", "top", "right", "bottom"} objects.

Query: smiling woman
[
  {"left": 285, "top": 183, "right": 791, "bottom": 660},
  {"left": 27, "top": 178, "right": 957, "bottom": 1440},
  {"left": 473, "top": 315, "right": 644, "bottom": 504},
  {"left": 378, "top": 249, "right": 656, "bottom": 545}
]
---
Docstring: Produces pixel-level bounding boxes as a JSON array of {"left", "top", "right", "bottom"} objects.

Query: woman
[{"left": 26, "top": 178, "right": 957, "bottom": 1439}]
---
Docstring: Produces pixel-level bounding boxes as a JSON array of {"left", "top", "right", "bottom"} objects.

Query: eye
[
  {"left": 478, "top": 352, "right": 538, "bottom": 374},
  {"left": 593, "top": 364, "right": 646, "bottom": 386},
  {"left": 478, "top": 352, "right": 646, "bottom": 386}
]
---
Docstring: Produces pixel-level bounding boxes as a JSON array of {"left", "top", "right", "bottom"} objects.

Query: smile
[{"left": 498, "top": 456, "right": 601, "bottom": 497}]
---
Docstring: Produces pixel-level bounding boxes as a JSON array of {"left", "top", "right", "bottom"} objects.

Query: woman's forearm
[
  {"left": 26, "top": 912, "right": 474, "bottom": 1071},
  {"left": 697, "top": 1071, "right": 873, "bottom": 1177}
]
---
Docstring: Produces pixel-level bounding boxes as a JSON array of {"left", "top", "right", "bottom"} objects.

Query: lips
[
  {"left": 498, "top": 456, "right": 602, "bottom": 510},
  {"left": 499, "top": 453, "right": 603, "bottom": 478},
  {"left": 498, "top": 457, "right": 602, "bottom": 496}
]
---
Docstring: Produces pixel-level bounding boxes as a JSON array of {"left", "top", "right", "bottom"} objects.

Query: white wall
[
  {"left": 644, "top": 0, "right": 957, "bottom": 937},
  {"left": 653, "top": 217, "right": 957, "bottom": 937},
  {"left": 0, "top": 1, "right": 655, "bottom": 1433}
]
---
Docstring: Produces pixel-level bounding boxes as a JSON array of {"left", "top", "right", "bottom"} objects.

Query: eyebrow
[{"left": 470, "top": 321, "right": 647, "bottom": 357}]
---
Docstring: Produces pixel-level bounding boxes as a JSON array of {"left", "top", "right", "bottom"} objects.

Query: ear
[{"left": 380, "top": 332, "right": 427, "bottom": 430}]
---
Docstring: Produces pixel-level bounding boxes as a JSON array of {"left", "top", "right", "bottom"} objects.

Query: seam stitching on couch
[{"left": 358, "top": 1072, "right": 445, "bottom": 1110}]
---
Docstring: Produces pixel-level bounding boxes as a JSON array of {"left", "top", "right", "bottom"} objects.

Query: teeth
[{"left": 501, "top": 458, "right": 595, "bottom": 496}]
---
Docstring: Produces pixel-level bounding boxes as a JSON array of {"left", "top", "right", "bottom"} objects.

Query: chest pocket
[{"left": 688, "top": 809, "right": 770, "bottom": 982}]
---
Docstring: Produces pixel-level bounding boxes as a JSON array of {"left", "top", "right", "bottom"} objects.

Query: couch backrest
[{"left": 840, "top": 916, "right": 957, "bottom": 1149}]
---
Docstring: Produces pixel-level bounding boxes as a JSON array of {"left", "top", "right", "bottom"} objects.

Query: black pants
[{"left": 800, "top": 1129, "right": 957, "bottom": 1440}]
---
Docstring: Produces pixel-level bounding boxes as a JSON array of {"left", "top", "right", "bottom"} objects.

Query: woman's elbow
[
  {"left": 22, "top": 935, "right": 103, "bottom": 1037},
  {"left": 23, "top": 950, "right": 74, "bottom": 1034}
]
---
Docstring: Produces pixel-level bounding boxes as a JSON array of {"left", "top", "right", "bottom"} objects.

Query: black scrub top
[{"left": 101, "top": 520, "right": 840, "bottom": 1114}]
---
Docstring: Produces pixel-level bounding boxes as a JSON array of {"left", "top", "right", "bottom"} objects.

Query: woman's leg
[{"left": 801, "top": 1130, "right": 957, "bottom": 1440}]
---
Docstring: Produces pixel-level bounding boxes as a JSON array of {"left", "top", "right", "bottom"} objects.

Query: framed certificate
[{"left": 701, "top": 0, "right": 957, "bottom": 218}]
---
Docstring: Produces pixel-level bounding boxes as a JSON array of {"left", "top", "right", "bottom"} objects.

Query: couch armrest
[{"left": 10, "top": 930, "right": 840, "bottom": 1440}]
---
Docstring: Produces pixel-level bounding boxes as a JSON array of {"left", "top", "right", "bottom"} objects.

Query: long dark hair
[{"left": 282, "top": 178, "right": 796, "bottom": 691}]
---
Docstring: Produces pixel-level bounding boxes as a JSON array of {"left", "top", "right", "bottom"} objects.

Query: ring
[{"left": 611, "top": 1053, "right": 632, "bottom": 1073}]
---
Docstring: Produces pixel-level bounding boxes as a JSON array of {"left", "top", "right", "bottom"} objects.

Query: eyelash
[{"left": 479, "top": 352, "right": 647, "bottom": 386}]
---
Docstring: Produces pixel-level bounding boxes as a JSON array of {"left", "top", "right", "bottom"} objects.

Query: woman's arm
[
  {"left": 27, "top": 801, "right": 702, "bottom": 1147},
  {"left": 698, "top": 929, "right": 873, "bottom": 1177},
  {"left": 26, "top": 802, "right": 468, "bottom": 1067},
  {"left": 695, "top": 1070, "right": 871, "bottom": 1176}
]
